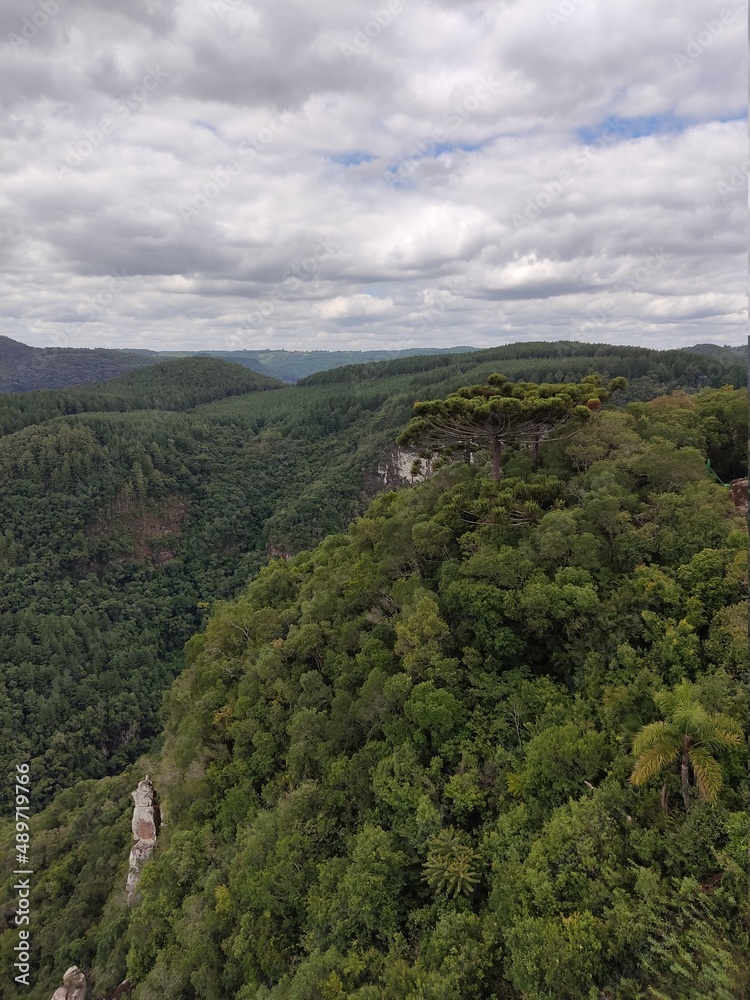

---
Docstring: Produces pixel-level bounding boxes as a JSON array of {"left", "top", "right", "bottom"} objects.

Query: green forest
[
  {"left": 0, "top": 343, "right": 746, "bottom": 999},
  {"left": 1, "top": 335, "right": 745, "bottom": 392},
  {"left": 0, "top": 337, "right": 161, "bottom": 393},
  {"left": 0, "top": 336, "right": 475, "bottom": 391}
]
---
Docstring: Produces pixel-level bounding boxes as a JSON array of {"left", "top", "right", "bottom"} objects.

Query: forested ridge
[
  {"left": 2, "top": 335, "right": 745, "bottom": 393},
  {"left": 160, "top": 348, "right": 477, "bottom": 384},
  {"left": 0, "top": 346, "right": 746, "bottom": 998},
  {"left": 0, "top": 357, "right": 282, "bottom": 437},
  {"left": 0, "top": 337, "right": 160, "bottom": 393}
]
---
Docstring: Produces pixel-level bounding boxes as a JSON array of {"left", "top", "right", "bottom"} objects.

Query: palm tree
[{"left": 630, "top": 680, "right": 744, "bottom": 813}]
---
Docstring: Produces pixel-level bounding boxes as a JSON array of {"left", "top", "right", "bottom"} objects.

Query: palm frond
[
  {"left": 700, "top": 727, "right": 745, "bottom": 754},
  {"left": 631, "top": 721, "right": 680, "bottom": 757},
  {"left": 687, "top": 747, "right": 724, "bottom": 803},
  {"left": 701, "top": 713, "right": 745, "bottom": 746},
  {"left": 652, "top": 687, "right": 675, "bottom": 717},
  {"left": 657, "top": 679, "right": 698, "bottom": 728},
  {"left": 631, "top": 744, "right": 679, "bottom": 786}
]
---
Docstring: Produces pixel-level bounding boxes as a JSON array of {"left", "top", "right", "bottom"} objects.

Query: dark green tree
[{"left": 398, "top": 374, "right": 627, "bottom": 479}]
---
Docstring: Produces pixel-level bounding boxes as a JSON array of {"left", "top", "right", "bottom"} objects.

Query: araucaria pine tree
[{"left": 398, "top": 373, "right": 626, "bottom": 479}]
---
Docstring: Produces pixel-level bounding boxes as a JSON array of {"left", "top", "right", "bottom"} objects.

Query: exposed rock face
[
  {"left": 376, "top": 447, "right": 430, "bottom": 487},
  {"left": 51, "top": 966, "right": 87, "bottom": 1000},
  {"left": 730, "top": 478, "right": 748, "bottom": 516},
  {"left": 126, "top": 776, "right": 158, "bottom": 902}
]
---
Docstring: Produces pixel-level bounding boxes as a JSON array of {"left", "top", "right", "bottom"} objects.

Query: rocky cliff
[
  {"left": 125, "top": 776, "right": 158, "bottom": 902},
  {"left": 375, "top": 447, "right": 429, "bottom": 487},
  {"left": 50, "top": 966, "right": 87, "bottom": 1000}
]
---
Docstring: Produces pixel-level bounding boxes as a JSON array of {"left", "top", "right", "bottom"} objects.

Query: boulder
[{"left": 51, "top": 966, "right": 87, "bottom": 1000}]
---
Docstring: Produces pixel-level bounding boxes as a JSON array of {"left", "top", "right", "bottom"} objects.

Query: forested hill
[
  {"left": 682, "top": 343, "right": 746, "bottom": 360},
  {"left": 0, "top": 336, "right": 159, "bottom": 392},
  {"left": 300, "top": 339, "right": 747, "bottom": 392},
  {"left": 0, "top": 337, "right": 475, "bottom": 391},
  {"left": 0, "top": 382, "right": 746, "bottom": 999},
  {"left": 2, "top": 335, "right": 745, "bottom": 391},
  {"left": 0, "top": 347, "right": 745, "bottom": 810},
  {"left": 0, "top": 356, "right": 282, "bottom": 436},
  {"left": 162, "top": 346, "right": 477, "bottom": 383}
]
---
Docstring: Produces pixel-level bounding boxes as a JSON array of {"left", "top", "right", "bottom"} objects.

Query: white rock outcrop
[
  {"left": 51, "top": 966, "right": 87, "bottom": 1000},
  {"left": 126, "top": 775, "right": 158, "bottom": 902},
  {"left": 376, "top": 447, "right": 430, "bottom": 486}
]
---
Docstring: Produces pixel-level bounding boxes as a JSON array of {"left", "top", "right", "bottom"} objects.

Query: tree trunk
[
  {"left": 681, "top": 755, "right": 691, "bottom": 812},
  {"left": 532, "top": 436, "right": 540, "bottom": 465},
  {"left": 491, "top": 437, "right": 502, "bottom": 480},
  {"left": 660, "top": 781, "right": 670, "bottom": 816}
]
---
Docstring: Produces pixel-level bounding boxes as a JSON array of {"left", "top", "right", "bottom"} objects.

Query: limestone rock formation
[
  {"left": 376, "top": 447, "right": 429, "bottom": 487},
  {"left": 730, "top": 478, "right": 748, "bottom": 516},
  {"left": 126, "top": 775, "right": 158, "bottom": 902},
  {"left": 51, "top": 966, "right": 87, "bottom": 1000}
]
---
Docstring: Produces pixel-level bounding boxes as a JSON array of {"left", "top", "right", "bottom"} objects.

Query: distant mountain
[
  {"left": 0, "top": 356, "right": 282, "bottom": 436},
  {"left": 0, "top": 335, "right": 160, "bottom": 392},
  {"left": 681, "top": 342, "right": 746, "bottom": 359},
  {"left": 3, "top": 334, "right": 746, "bottom": 394},
  {"left": 0, "top": 339, "right": 477, "bottom": 390},
  {"left": 160, "top": 347, "right": 478, "bottom": 382}
]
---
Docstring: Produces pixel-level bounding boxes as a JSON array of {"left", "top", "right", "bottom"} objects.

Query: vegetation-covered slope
[
  {"left": 2, "top": 336, "right": 745, "bottom": 393},
  {"left": 1, "top": 385, "right": 746, "bottom": 999},
  {"left": 0, "top": 346, "right": 745, "bottom": 808},
  {"left": 300, "top": 340, "right": 746, "bottom": 400},
  {"left": 162, "top": 347, "right": 477, "bottom": 383},
  {"left": 0, "top": 349, "right": 745, "bottom": 810},
  {"left": 0, "top": 339, "right": 476, "bottom": 392},
  {"left": 0, "top": 356, "right": 282, "bottom": 436},
  {"left": 0, "top": 336, "right": 159, "bottom": 392}
]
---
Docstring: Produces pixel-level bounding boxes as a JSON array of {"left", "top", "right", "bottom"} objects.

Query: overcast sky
[{"left": 1, "top": 0, "right": 746, "bottom": 352}]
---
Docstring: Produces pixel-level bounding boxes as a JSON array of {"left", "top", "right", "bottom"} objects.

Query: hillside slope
[
  {"left": 163, "top": 347, "right": 477, "bottom": 383},
  {"left": 0, "top": 336, "right": 160, "bottom": 392},
  {"left": 0, "top": 351, "right": 745, "bottom": 812},
  {"left": 0, "top": 356, "right": 282, "bottom": 436},
  {"left": 1, "top": 394, "right": 746, "bottom": 999},
  {"left": 0, "top": 338, "right": 476, "bottom": 391},
  {"left": 3, "top": 336, "right": 746, "bottom": 392}
]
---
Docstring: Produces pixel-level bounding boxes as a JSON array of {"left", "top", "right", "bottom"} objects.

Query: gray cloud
[{"left": 0, "top": 0, "right": 746, "bottom": 352}]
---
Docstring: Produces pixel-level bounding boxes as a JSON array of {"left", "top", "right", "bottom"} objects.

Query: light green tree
[{"left": 630, "top": 680, "right": 744, "bottom": 812}]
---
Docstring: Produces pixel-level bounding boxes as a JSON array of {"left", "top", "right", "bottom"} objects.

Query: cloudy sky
[{"left": 1, "top": 0, "right": 746, "bottom": 352}]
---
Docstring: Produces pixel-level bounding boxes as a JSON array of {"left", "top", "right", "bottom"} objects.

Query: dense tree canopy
[{"left": 0, "top": 367, "right": 745, "bottom": 999}]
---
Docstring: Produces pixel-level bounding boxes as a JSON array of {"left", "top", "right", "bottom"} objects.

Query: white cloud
[
  {"left": 0, "top": 0, "right": 746, "bottom": 352},
  {"left": 318, "top": 294, "right": 394, "bottom": 320}
]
